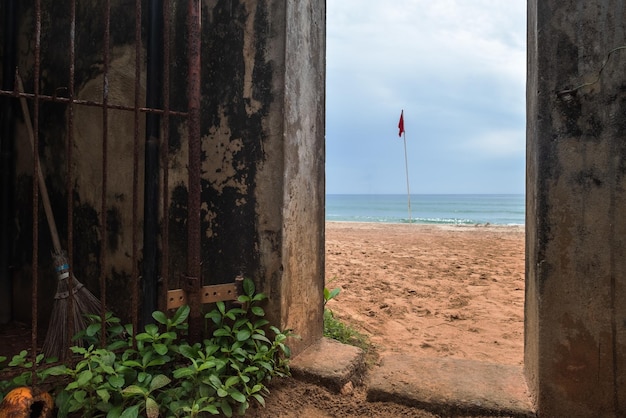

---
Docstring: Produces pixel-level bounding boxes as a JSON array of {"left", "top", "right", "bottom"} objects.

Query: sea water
[{"left": 325, "top": 194, "right": 525, "bottom": 225}]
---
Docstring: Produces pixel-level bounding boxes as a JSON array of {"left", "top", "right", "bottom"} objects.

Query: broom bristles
[{"left": 42, "top": 252, "right": 103, "bottom": 360}]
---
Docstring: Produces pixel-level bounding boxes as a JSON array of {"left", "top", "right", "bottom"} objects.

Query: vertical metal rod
[
  {"left": 0, "top": 0, "right": 17, "bottom": 325},
  {"left": 31, "top": 0, "right": 42, "bottom": 379},
  {"left": 160, "top": 0, "right": 171, "bottom": 312},
  {"left": 132, "top": 0, "right": 142, "bottom": 341},
  {"left": 143, "top": 0, "right": 163, "bottom": 326},
  {"left": 65, "top": 0, "right": 77, "bottom": 356},
  {"left": 100, "top": 0, "right": 111, "bottom": 347},
  {"left": 186, "top": 0, "right": 202, "bottom": 337}
]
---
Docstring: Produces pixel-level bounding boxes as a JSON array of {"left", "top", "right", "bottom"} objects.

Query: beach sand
[
  {"left": 243, "top": 222, "right": 527, "bottom": 417},
  {"left": 325, "top": 221, "right": 525, "bottom": 366}
]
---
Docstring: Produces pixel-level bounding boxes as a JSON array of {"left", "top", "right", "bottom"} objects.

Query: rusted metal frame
[
  {"left": 132, "top": 0, "right": 142, "bottom": 341},
  {"left": 31, "top": 0, "right": 42, "bottom": 382},
  {"left": 64, "top": 0, "right": 78, "bottom": 358},
  {"left": 99, "top": 0, "right": 111, "bottom": 348},
  {"left": 186, "top": 0, "right": 202, "bottom": 339},
  {"left": 160, "top": 0, "right": 171, "bottom": 313},
  {"left": 142, "top": 0, "right": 163, "bottom": 326},
  {"left": 0, "top": 0, "right": 17, "bottom": 326},
  {"left": 0, "top": 90, "right": 188, "bottom": 116}
]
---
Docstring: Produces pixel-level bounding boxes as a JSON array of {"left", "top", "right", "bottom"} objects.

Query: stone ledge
[
  {"left": 367, "top": 355, "right": 536, "bottom": 418},
  {"left": 289, "top": 337, "right": 366, "bottom": 393}
]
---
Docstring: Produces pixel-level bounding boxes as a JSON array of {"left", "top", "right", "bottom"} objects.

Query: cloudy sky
[{"left": 325, "top": 0, "right": 526, "bottom": 195}]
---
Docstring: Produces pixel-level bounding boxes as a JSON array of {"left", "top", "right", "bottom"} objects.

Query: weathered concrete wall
[
  {"left": 527, "top": 1, "right": 626, "bottom": 415},
  {"left": 4, "top": 0, "right": 325, "bottom": 355}
]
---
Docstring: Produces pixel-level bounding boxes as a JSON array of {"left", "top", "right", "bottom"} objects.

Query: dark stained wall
[
  {"left": 527, "top": 1, "right": 626, "bottom": 415},
  {"left": 2, "top": 0, "right": 325, "bottom": 354}
]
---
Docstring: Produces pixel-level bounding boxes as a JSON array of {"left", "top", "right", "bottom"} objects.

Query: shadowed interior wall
[{"left": 526, "top": 1, "right": 626, "bottom": 415}]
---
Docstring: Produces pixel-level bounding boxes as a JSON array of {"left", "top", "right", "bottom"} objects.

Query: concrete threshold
[
  {"left": 291, "top": 340, "right": 536, "bottom": 417},
  {"left": 367, "top": 355, "right": 536, "bottom": 417}
]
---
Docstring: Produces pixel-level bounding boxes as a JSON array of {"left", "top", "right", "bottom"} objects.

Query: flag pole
[
  {"left": 403, "top": 130, "right": 412, "bottom": 223},
  {"left": 398, "top": 110, "right": 412, "bottom": 223}
]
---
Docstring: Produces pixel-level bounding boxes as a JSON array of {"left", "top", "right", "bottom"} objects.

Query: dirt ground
[
  {"left": 246, "top": 222, "right": 526, "bottom": 417},
  {"left": 0, "top": 222, "right": 525, "bottom": 417}
]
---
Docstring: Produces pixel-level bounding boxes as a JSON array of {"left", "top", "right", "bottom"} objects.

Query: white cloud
[
  {"left": 326, "top": 0, "right": 527, "bottom": 194},
  {"left": 460, "top": 129, "right": 525, "bottom": 158}
]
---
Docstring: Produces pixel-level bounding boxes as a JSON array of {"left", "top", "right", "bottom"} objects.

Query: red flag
[{"left": 398, "top": 110, "right": 405, "bottom": 137}]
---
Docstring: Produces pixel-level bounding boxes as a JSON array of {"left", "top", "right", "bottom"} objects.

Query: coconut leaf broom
[{"left": 17, "top": 75, "right": 103, "bottom": 360}]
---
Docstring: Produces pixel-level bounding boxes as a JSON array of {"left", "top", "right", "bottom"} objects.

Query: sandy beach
[{"left": 325, "top": 221, "right": 525, "bottom": 366}]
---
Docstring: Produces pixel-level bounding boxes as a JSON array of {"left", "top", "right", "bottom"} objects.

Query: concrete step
[{"left": 367, "top": 355, "right": 536, "bottom": 417}]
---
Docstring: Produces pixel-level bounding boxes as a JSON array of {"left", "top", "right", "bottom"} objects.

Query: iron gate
[{"left": 0, "top": 0, "right": 239, "bottom": 365}]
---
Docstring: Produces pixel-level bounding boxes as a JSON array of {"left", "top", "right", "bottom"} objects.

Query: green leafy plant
[
  {"left": 0, "top": 350, "right": 66, "bottom": 402},
  {"left": 323, "top": 285, "right": 369, "bottom": 352},
  {"left": 0, "top": 278, "right": 294, "bottom": 418}
]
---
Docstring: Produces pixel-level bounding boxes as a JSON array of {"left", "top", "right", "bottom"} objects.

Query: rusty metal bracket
[{"left": 167, "top": 280, "right": 242, "bottom": 310}]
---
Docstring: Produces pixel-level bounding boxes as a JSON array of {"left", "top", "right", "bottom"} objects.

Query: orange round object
[{"left": 0, "top": 387, "right": 54, "bottom": 418}]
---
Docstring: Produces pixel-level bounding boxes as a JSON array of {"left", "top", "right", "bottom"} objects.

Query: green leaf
[
  {"left": 107, "top": 341, "right": 128, "bottom": 351},
  {"left": 97, "top": 388, "right": 111, "bottom": 403},
  {"left": 236, "top": 329, "right": 252, "bottom": 341},
  {"left": 213, "top": 328, "right": 231, "bottom": 337},
  {"left": 145, "top": 397, "right": 160, "bottom": 418},
  {"left": 229, "top": 389, "right": 246, "bottom": 403},
  {"left": 244, "top": 366, "right": 260, "bottom": 374},
  {"left": 106, "top": 405, "right": 123, "bottom": 418},
  {"left": 179, "top": 344, "right": 198, "bottom": 359},
  {"left": 220, "top": 400, "right": 233, "bottom": 417},
  {"left": 208, "top": 374, "right": 222, "bottom": 388},
  {"left": 146, "top": 357, "right": 167, "bottom": 368},
  {"left": 251, "top": 334, "right": 271, "bottom": 344},
  {"left": 217, "top": 301, "right": 226, "bottom": 314},
  {"left": 108, "top": 375, "right": 125, "bottom": 388},
  {"left": 200, "top": 404, "right": 219, "bottom": 414},
  {"left": 225, "top": 375, "right": 240, "bottom": 388},
  {"left": 243, "top": 278, "right": 255, "bottom": 296},
  {"left": 77, "top": 369, "right": 93, "bottom": 386},
  {"left": 122, "top": 360, "right": 142, "bottom": 368},
  {"left": 152, "top": 310, "right": 168, "bottom": 325},
  {"left": 217, "top": 388, "right": 228, "bottom": 398},
  {"left": 153, "top": 343, "right": 168, "bottom": 356},
  {"left": 86, "top": 322, "right": 102, "bottom": 337},
  {"left": 150, "top": 374, "right": 171, "bottom": 391},
  {"left": 122, "top": 385, "right": 146, "bottom": 397},
  {"left": 172, "top": 305, "right": 190, "bottom": 325},
  {"left": 250, "top": 306, "right": 265, "bottom": 317},
  {"left": 236, "top": 294, "right": 251, "bottom": 304},
  {"left": 144, "top": 324, "right": 159, "bottom": 336},
  {"left": 204, "top": 310, "right": 222, "bottom": 324},
  {"left": 252, "top": 393, "right": 266, "bottom": 407},
  {"left": 251, "top": 292, "right": 266, "bottom": 302},
  {"left": 73, "top": 390, "right": 87, "bottom": 403},
  {"left": 172, "top": 367, "right": 195, "bottom": 379},
  {"left": 119, "top": 404, "right": 140, "bottom": 418},
  {"left": 41, "top": 364, "right": 71, "bottom": 376}
]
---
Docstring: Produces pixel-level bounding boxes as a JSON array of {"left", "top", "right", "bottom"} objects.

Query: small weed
[{"left": 323, "top": 284, "right": 370, "bottom": 353}]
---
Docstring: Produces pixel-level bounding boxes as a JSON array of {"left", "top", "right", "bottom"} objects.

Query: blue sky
[{"left": 325, "top": 0, "right": 526, "bottom": 195}]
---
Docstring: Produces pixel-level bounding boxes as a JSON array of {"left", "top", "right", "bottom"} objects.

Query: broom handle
[{"left": 16, "top": 74, "right": 63, "bottom": 255}]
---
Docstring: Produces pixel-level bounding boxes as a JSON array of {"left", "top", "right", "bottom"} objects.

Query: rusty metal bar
[
  {"left": 0, "top": 90, "right": 187, "bottom": 116},
  {"left": 186, "top": 0, "right": 202, "bottom": 338},
  {"left": 0, "top": 0, "right": 17, "bottom": 325},
  {"left": 132, "top": 0, "right": 142, "bottom": 338},
  {"left": 65, "top": 0, "right": 78, "bottom": 357},
  {"left": 31, "top": 0, "right": 42, "bottom": 380},
  {"left": 142, "top": 0, "right": 163, "bottom": 326},
  {"left": 160, "top": 0, "right": 172, "bottom": 313},
  {"left": 99, "top": 0, "right": 111, "bottom": 347}
]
